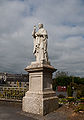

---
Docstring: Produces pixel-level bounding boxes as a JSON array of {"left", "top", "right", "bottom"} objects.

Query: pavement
[
  {"left": 0, "top": 103, "right": 37, "bottom": 120},
  {"left": 0, "top": 102, "right": 68, "bottom": 120}
]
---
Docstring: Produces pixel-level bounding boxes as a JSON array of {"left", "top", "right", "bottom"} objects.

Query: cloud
[{"left": 0, "top": 0, "right": 84, "bottom": 77}]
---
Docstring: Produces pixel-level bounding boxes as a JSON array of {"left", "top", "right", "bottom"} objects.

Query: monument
[{"left": 22, "top": 23, "right": 59, "bottom": 115}]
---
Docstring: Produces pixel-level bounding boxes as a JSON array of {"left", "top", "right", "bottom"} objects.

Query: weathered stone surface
[
  {"left": 32, "top": 24, "right": 48, "bottom": 62},
  {"left": 25, "top": 62, "right": 56, "bottom": 92},
  {"left": 22, "top": 92, "right": 43, "bottom": 115},
  {"left": 22, "top": 63, "right": 59, "bottom": 116},
  {"left": 22, "top": 91, "right": 58, "bottom": 116},
  {"left": 22, "top": 24, "right": 58, "bottom": 116}
]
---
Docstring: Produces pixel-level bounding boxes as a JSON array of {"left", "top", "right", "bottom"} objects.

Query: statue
[
  {"left": 32, "top": 23, "right": 48, "bottom": 62},
  {"left": 23, "top": 24, "right": 58, "bottom": 116}
]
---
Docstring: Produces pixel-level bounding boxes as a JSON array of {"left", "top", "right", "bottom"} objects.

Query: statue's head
[{"left": 38, "top": 23, "right": 43, "bottom": 29}]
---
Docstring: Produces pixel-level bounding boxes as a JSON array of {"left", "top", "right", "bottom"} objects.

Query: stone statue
[
  {"left": 32, "top": 23, "right": 48, "bottom": 62},
  {"left": 23, "top": 24, "right": 58, "bottom": 116}
]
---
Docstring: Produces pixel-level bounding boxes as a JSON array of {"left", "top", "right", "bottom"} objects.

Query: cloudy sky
[{"left": 0, "top": 0, "right": 84, "bottom": 77}]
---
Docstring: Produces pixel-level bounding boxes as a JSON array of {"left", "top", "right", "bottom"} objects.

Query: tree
[
  {"left": 52, "top": 71, "right": 72, "bottom": 90},
  {"left": 55, "top": 71, "right": 68, "bottom": 78},
  {"left": 52, "top": 71, "right": 84, "bottom": 91}
]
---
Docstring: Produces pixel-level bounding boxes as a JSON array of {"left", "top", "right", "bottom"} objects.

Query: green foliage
[
  {"left": 0, "top": 92, "right": 3, "bottom": 98},
  {"left": 81, "top": 86, "right": 84, "bottom": 97},
  {"left": 67, "top": 97, "right": 75, "bottom": 102},
  {"left": 52, "top": 79, "right": 57, "bottom": 91},
  {"left": 76, "top": 90, "right": 82, "bottom": 98},
  {"left": 80, "top": 97, "right": 84, "bottom": 103},
  {"left": 76, "top": 85, "right": 84, "bottom": 98},
  {"left": 55, "top": 71, "right": 68, "bottom": 78},
  {"left": 0, "top": 87, "right": 27, "bottom": 100},
  {"left": 75, "top": 103, "right": 84, "bottom": 112},
  {"left": 74, "top": 77, "right": 84, "bottom": 84},
  {"left": 52, "top": 71, "right": 72, "bottom": 91},
  {"left": 52, "top": 76, "right": 72, "bottom": 91},
  {"left": 52, "top": 71, "right": 84, "bottom": 91},
  {"left": 57, "top": 94, "right": 65, "bottom": 98},
  {"left": 58, "top": 98, "right": 67, "bottom": 104},
  {"left": 67, "top": 85, "right": 73, "bottom": 97}
]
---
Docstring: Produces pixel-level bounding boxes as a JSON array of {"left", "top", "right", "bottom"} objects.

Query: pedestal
[{"left": 22, "top": 62, "right": 59, "bottom": 115}]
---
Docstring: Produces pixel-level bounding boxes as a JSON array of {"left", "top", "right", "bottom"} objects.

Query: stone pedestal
[{"left": 22, "top": 62, "right": 59, "bottom": 115}]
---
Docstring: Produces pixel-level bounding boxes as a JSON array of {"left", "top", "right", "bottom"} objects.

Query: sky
[{"left": 0, "top": 0, "right": 84, "bottom": 77}]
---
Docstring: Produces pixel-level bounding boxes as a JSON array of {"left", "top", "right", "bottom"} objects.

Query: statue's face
[{"left": 38, "top": 24, "right": 43, "bottom": 29}]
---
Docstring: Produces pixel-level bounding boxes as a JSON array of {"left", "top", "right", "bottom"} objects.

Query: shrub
[
  {"left": 67, "top": 97, "right": 75, "bottom": 102},
  {"left": 81, "top": 87, "right": 84, "bottom": 97},
  {"left": 0, "top": 87, "right": 27, "bottom": 100},
  {"left": 76, "top": 90, "right": 81, "bottom": 98},
  {"left": 75, "top": 103, "right": 84, "bottom": 112},
  {"left": 0, "top": 92, "right": 3, "bottom": 98},
  {"left": 58, "top": 98, "right": 67, "bottom": 104},
  {"left": 76, "top": 85, "right": 84, "bottom": 98},
  {"left": 80, "top": 97, "right": 84, "bottom": 103},
  {"left": 67, "top": 85, "right": 73, "bottom": 97},
  {"left": 58, "top": 94, "right": 65, "bottom": 98}
]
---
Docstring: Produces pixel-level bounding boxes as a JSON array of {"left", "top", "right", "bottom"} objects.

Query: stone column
[{"left": 22, "top": 62, "right": 59, "bottom": 115}]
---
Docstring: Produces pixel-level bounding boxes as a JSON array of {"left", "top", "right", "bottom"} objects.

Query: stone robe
[{"left": 32, "top": 27, "right": 48, "bottom": 62}]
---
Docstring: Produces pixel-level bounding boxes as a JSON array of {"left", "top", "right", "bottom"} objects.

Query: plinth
[{"left": 22, "top": 61, "right": 59, "bottom": 115}]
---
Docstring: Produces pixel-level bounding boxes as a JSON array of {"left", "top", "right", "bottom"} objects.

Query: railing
[{"left": 0, "top": 87, "right": 28, "bottom": 100}]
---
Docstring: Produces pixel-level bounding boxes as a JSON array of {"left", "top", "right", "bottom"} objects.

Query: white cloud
[{"left": 0, "top": 0, "right": 84, "bottom": 77}]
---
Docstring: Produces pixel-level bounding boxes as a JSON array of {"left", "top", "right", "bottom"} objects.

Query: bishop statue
[{"left": 32, "top": 23, "right": 48, "bottom": 62}]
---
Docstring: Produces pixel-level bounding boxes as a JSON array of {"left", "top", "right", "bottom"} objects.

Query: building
[
  {"left": 0, "top": 73, "right": 6, "bottom": 85},
  {"left": 0, "top": 73, "right": 29, "bottom": 87}
]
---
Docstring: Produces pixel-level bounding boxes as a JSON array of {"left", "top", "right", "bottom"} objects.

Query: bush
[
  {"left": 75, "top": 103, "right": 84, "bottom": 112},
  {"left": 0, "top": 87, "right": 27, "bottom": 100},
  {"left": 67, "top": 85, "right": 73, "bottom": 97},
  {"left": 67, "top": 97, "right": 75, "bottom": 102},
  {"left": 0, "top": 92, "right": 3, "bottom": 98},
  {"left": 76, "top": 90, "right": 81, "bottom": 98},
  {"left": 80, "top": 97, "right": 84, "bottom": 103},
  {"left": 81, "top": 87, "right": 84, "bottom": 97},
  {"left": 76, "top": 85, "right": 84, "bottom": 98},
  {"left": 76, "top": 89, "right": 84, "bottom": 98},
  {"left": 58, "top": 98, "right": 67, "bottom": 104},
  {"left": 58, "top": 94, "right": 65, "bottom": 98}
]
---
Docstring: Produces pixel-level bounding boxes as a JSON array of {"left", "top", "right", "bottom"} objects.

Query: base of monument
[
  {"left": 22, "top": 90, "right": 59, "bottom": 116},
  {"left": 23, "top": 62, "right": 58, "bottom": 115}
]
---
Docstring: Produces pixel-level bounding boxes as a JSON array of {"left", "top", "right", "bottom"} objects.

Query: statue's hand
[
  {"left": 34, "top": 25, "right": 36, "bottom": 30},
  {"left": 32, "top": 26, "right": 36, "bottom": 38}
]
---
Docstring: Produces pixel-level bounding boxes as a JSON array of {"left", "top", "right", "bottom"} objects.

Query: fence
[{"left": 0, "top": 87, "right": 27, "bottom": 100}]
